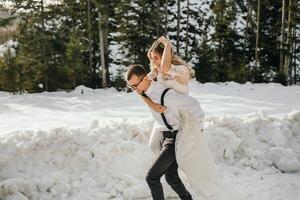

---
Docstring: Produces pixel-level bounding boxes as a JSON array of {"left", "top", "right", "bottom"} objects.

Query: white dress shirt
[{"left": 144, "top": 81, "right": 205, "bottom": 132}]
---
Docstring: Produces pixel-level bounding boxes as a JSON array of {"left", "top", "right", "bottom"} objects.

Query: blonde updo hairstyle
[{"left": 148, "top": 40, "right": 195, "bottom": 79}]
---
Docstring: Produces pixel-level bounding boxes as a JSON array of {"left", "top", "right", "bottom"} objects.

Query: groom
[{"left": 126, "top": 64, "right": 205, "bottom": 200}]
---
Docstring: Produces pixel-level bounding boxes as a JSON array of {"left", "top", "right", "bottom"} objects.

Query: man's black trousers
[{"left": 145, "top": 131, "right": 193, "bottom": 200}]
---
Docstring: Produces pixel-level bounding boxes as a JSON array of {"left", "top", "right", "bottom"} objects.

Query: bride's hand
[{"left": 157, "top": 36, "right": 172, "bottom": 46}]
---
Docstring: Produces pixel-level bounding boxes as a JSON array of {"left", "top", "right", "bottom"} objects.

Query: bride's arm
[
  {"left": 175, "top": 75, "right": 188, "bottom": 85},
  {"left": 164, "top": 91, "right": 205, "bottom": 123},
  {"left": 164, "top": 79, "right": 189, "bottom": 94},
  {"left": 161, "top": 68, "right": 190, "bottom": 94},
  {"left": 157, "top": 36, "right": 172, "bottom": 73}
]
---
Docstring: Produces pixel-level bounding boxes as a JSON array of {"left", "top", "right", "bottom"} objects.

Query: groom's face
[{"left": 127, "top": 74, "right": 149, "bottom": 94}]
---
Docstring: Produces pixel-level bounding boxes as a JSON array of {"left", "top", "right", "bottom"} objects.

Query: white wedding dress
[{"left": 148, "top": 64, "right": 245, "bottom": 199}]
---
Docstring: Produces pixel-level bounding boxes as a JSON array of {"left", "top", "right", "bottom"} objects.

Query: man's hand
[{"left": 152, "top": 103, "right": 167, "bottom": 113}]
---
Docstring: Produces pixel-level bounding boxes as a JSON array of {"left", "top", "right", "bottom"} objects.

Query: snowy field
[{"left": 0, "top": 81, "right": 300, "bottom": 200}]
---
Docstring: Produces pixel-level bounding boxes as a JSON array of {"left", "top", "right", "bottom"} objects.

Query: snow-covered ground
[{"left": 0, "top": 81, "right": 300, "bottom": 200}]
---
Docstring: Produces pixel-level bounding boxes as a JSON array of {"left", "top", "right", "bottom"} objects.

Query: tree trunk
[
  {"left": 98, "top": 10, "right": 107, "bottom": 88},
  {"left": 254, "top": 0, "right": 261, "bottom": 81},
  {"left": 218, "top": 38, "right": 223, "bottom": 81},
  {"left": 280, "top": 0, "right": 286, "bottom": 73},
  {"left": 103, "top": 13, "right": 110, "bottom": 86},
  {"left": 41, "top": 0, "right": 48, "bottom": 91},
  {"left": 156, "top": 0, "right": 160, "bottom": 37},
  {"left": 284, "top": 0, "right": 293, "bottom": 84},
  {"left": 185, "top": 0, "right": 189, "bottom": 59},
  {"left": 18, "top": 67, "right": 22, "bottom": 94},
  {"left": 246, "top": 0, "right": 252, "bottom": 31},
  {"left": 292, "top": 26, "right": 297, "bottom": 84},
  {"left": 73, "top": 74, "right": 76, "bottom": 89},
  {"left": 176, "top": 0, "right": 180, "bottom": 54},
  {"left": 88, "top": 0, "right": 93, "bottom": 71},
  {"left": 245, "top": 0, "right": 252, "bottom": 49},
  {"left": 164, "top": 0, "right": 168, "bottom": 36}
]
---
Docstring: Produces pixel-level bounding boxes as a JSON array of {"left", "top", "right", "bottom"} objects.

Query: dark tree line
[{"left": 0, "top": 0, "right": 299, "bottom": 93}]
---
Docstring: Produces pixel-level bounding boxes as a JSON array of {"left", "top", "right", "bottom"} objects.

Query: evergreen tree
[
  {"left": 211, "top": 0, "right": 245, "bottom": 82},
  {"left": 114, "top": 0, "right": 164, "bottom": 70},
  {"left": 1, "top": 0, "right": 299, "bottom": 93},
  {"left": 257, "top": 0, "right": 284, "bottom": 83},
  {"left": 0, "top": 48, "right": 19, "bottom": 92},
  {"left": 65, "top": 29, "right": 86, "bottom": 89}
]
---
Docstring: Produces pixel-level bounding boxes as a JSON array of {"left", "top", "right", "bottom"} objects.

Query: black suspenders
[{"left": 160, "top": 88, "right": 173, "bottom": 131}]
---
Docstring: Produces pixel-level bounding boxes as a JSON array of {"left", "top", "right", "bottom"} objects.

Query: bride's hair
[{"left": 148, "top": 40, "right": 195, "bottom": 79}]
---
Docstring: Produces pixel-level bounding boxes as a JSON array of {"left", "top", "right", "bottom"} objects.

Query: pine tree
[
  {"left": 250, "top": 0, "right": 284, "bottom": 83},
  {"left": 0, "top": 48, "right": 19, "bottom": 92},
  {"left": 114, "top": 0, "right": 163, "bottom": 70},
  {"left": 191, "top": 0, "right": 215, "bottom": 83},
  {"left": 193, "top": 34, "right": 215, "bottom": 83},
  {"left": 211, "top": 0, "right": 244, "bottom": 82},
  {"left": 65, "top": 29, "right": 85, "bottom": 89}
]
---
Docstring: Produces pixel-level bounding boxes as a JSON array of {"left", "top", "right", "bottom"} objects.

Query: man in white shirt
[{"left": 126, "top": 64, "right": 205, "bottom": 200}]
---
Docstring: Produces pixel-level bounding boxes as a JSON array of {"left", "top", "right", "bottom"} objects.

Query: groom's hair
[{"left": 126, "top": 64, "right": 147, "bottom": 81}]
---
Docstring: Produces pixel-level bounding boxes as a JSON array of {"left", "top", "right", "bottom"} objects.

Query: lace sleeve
[{"left": 168, "top": 64, "right": 191, "bottom": 84}]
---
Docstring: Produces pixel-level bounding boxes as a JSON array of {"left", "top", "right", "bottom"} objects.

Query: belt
[{"left": 162, "top": 130, "right": 178, "bottom": 138}]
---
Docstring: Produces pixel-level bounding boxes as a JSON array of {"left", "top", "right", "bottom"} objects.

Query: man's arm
[{"left": 164, "top": 90, "right": 205, "bottom": 123}]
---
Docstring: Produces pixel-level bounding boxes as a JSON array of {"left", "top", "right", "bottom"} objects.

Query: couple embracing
[{"left": 126, "top": 36, "right": 244, "bottom": 200}]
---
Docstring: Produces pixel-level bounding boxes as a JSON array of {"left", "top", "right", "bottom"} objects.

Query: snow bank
[
  {"left": 0, "top": 110, "right": 299, "bottom": 199},
  {"left": 0, "top": 119, "right": 154, "bottom": 200},
  {"left": 205, "top": 110, "right": 300, "bottom": 172}
]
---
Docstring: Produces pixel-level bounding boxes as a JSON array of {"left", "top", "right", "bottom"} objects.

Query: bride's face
[{"left": 150, "top": 51, "right": 162, "bottom": 67}]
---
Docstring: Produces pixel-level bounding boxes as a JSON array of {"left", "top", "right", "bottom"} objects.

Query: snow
[
  {"left": 0, "top": 40, "right": 18, "bottom": 57},
  {"left": 0, "top": 0, "right": 60, "bottom": 9},
  {"left": 0, "top": 81, "right": 299, "bottom": 200}
]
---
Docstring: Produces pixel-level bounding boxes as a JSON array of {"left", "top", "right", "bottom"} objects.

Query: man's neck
[
  {"left": 143, "top": 79, "right": 153, "bottom": 93},
  {"left": 144, "top": 79, "right": 156, "bottom": 96}
]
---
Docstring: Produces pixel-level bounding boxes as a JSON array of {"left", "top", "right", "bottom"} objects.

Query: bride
[
  {"left": 140, "top": 36, "right": 194, "bottom": 113},
  {"left": 143, "top": 36, "right": 244, "bottom": 200}
]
